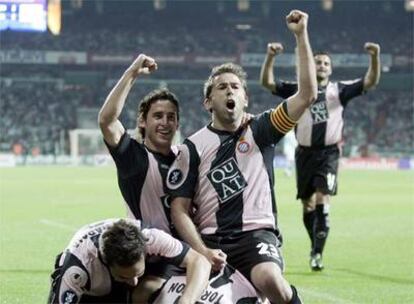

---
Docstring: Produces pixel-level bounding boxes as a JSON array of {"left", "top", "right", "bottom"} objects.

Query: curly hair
[{"left": 100, "top": 219, "right": 147, "bottom": 267}]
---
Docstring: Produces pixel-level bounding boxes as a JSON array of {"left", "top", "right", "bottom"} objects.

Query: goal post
[{"left": 69, "top": 128, "right": 181, "bottom": 165}]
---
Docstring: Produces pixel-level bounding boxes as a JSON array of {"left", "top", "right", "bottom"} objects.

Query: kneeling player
[{"left": 47, "top": 218, "right": 210, "bottom": 304}]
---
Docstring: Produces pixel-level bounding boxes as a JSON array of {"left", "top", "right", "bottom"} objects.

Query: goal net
[{"left": 69, "top": 128, "right": 181, "bottom": 165}]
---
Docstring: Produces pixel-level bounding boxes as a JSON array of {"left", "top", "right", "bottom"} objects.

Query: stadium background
[{"left": 0, "top": 0, "right": 413, "bottom": 303}]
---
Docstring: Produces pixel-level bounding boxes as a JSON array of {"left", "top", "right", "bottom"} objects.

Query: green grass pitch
[{"left": 0, "top": 166, "right": 413, "bottom": 303}]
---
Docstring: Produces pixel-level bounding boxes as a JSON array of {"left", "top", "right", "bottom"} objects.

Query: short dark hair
[
  {"left": 137, "top": 88, "right": 180, "bottom": 138},
  {"left": 314, "top": 51, "right": 331, "bottom": 58},
  {"left": 101, "top": 219, "right": 147, "bottom": 267},
  {"left": 203, "top": 63, "right": 248, "bottom": 99}
]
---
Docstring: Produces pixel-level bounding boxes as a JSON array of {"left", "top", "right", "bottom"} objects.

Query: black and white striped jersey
[
  {"left": 167, "top": 102, "right": 295, "bottom": 236},
  {"left": 274, "top": 79, "right": 364, "bottom": 147},
  {"left": 105, "top": 132, "right": 176, "bottom": 234}
]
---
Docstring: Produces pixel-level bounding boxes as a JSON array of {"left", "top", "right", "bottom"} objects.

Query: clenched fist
[
  {"left": 126, "top": 54, "right": 158, "bottom": 78},
  {"left": 364, "top": 42, "right": 380, "bottom": 56},
  {"left": 267, "top": 42, "right": 284, "bottom": 57},
  {"left": 286, "top": 10, "right": 308, "bottom": 35}
]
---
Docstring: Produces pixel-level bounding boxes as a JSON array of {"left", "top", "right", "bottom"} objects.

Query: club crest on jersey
[
  {"left": 61, "top": 290, "right": 78, "bottom": 304},
  {"left": 310, "top": 101, "right": 329, "bottom": 124},
  {"left": 237, "top": 141, "right": 250, "bottom": 153},
  {"left": 207, "top": 158, "right": 247, "bottom": 203},
  {"left": 168, "top": 169, "right": 183, "bottom": 186}
]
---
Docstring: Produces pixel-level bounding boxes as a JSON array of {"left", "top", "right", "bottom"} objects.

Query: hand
[
  {"left": 267, "top": 42, "right": 284, "bottom": 57},
  {"left": 364, "top": 42, "right": 380, "bottom": 56},
  {"left": 126, "top": 54, "right": 158, "bottom": 78},
  {"left": 286, "top": 10, "right": 308, "bottom": 35},
  {"left": 204, "top": 248, "right": 226, "bottom": 272}
]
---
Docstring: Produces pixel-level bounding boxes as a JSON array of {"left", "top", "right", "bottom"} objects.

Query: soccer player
[
  {"left": 167, "top": 10, "right": 317, "bottom": 304},
  {"left": 47, "top": 218, "right": 210, "bottom": 304},
  {"left": 260, "top": 39, "right": 381, "bottom": 270},
  {"left": 98, "top": 54, "right": 182, "bottom": 301}
]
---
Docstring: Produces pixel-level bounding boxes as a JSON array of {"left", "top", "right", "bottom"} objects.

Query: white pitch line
[
  {"left": 300, "top": 287, "right": 357, "bottom": 304},
  {"left": 40, "top": 219, "right": 76, "bottom": 231}
]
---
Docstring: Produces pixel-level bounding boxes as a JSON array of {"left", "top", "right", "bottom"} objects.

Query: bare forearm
[
  {"left": 260, "top": 55, "right": 276, "bottom": 91},
  {"left": 180, "top": 254, "right": 210, "bottom": 303},
  {"left": 172, "top": 209, "right": 207, "bottom": 255},
  {"left": 364, "top": 54, "right": 381, "bottom": 90},
  {"left": 295, "top": 31, "right": 317, "bottom": 104},
  {"left": 98, "top": 70, "right": 135, "bottom": 126}
]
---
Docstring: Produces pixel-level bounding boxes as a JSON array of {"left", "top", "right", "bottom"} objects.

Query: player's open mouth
[{"left": 226, "top": 99, "right": 236, "bottom": 110}]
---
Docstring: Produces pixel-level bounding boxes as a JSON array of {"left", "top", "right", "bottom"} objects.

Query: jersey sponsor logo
[
  {"left": 207, "top": 158, "right": 247, "bottom": 203},
  {"left": 327, "top": 172, "right": 336, "bottom": 191},
  {"left": 237, "top": 141, "right": 250, "bottom": 153},
  {"left": 310, "top": 101, "right": 329, "bottom": 124},
  {"left": 61, "top": 290, "right": 78, "bottom": 304},
  {"left": 168, "top": 169, "right": 183, "bottom": 186}
]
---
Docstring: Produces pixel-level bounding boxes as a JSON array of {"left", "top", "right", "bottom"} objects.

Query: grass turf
[{"left": 0, "top": 167, "right": 413, "bottom": 303}]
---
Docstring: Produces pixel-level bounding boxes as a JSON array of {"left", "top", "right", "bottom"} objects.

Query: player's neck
[
  {"left": 318, "top": 78, "right": 329, "bottom": 87},
  {"left": 211, "top": 116, "right": 242, "bottom": 132}
]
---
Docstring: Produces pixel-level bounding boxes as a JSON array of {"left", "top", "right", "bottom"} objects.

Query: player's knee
[
  {"left": 251, "top": 264, "right": 291, "bottom": 302},
  {"left": 302, "top": 198, "right": 315, "bottom": 212},
  {"left": 315, "top": 190, "right": 329, "bottom": 205}
]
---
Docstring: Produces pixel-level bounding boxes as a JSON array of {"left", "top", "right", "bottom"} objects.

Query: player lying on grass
[{"left": 47, "top": 218, "right": 209, "bottom": 304}]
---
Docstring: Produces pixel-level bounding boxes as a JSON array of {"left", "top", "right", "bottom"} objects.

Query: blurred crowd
[
  {"left": 1, "top": 77, "right": 412, "bottom": 157},
  {"left": 1, "top": 1, "right": 412, "bottom": 57},
  {"left": 1, "top": 1, "right": 412, "bottom": 157}
]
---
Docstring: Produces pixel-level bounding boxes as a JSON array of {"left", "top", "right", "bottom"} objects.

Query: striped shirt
[
  {"left": 167, "top": 102, "right": 295, "bottom": 236},
  {"left": 274, "top": 79, "right": 364, "bottom": 147},
  {"left": 50, "top": 219, "right": 189, "bottom": 303},
  {"left": 105, "top": 132, "right": 176, "bottom": 234}
]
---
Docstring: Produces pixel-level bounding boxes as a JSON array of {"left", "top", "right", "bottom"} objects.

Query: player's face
[
  {"left": 110, "top": 256, "right": 145, "bottom": 286},
  {"left": 140, "top": 99, "right": 178, "bottom": 154},
  {"left": 205, "top": 73, "right": 248, "bottom": 128},
  {"left": 315, "top": 54, "right": 332, "bottom": 82}
]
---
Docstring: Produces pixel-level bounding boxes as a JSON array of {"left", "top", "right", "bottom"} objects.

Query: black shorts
[
  {"left": 201, "top": 229, "right": 284, "bottom": 283},
  {"left": 144, "top": 257, "right": 185, "bottom": 280},
  {"left": 295, "top": 144, "right": 340, "bottom": 200}
]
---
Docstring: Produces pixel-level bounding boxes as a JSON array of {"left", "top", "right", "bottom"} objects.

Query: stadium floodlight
[
  {"left": 405, "top": 0, "right": 414, "bottom": 11},
  {"left": 237, "top": 0, "right": 249, "bottom": 12},
  {"left": 321, "top": 0, "right": 333, "bottom": 11},
  {"left": 47, "top": 0, "right": 61, "bottom": 35},
  {"left": 154, "top": 0, "right": 166, "bottom": 10}
]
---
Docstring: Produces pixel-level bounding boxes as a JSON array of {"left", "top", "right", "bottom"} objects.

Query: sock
[
  {"left": 303, "top": 210, "right": 316, "bottom": 251},
  {"left": 313, "top": 204, "right": 330, "bottom": 255},
  {"left": 289, "top": 285, "right": 303, "bottom": 304}
]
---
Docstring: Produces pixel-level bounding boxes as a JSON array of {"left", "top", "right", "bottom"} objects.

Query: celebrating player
[
  {"left": 47, "top": 219, "right": 210, "bottom": 304},
  {"left": 167, "top": 10, "right": 317, "bottom": 303},
  {"left": 260, "top": 38, "right": 380, "bottom": 270},
  {"left": 98, "top": 54, "right": 184, "bottom": 301}
]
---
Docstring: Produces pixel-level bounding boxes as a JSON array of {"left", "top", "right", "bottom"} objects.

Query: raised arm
[
  {"left": 178, "top": 249, "right": 211, "bottom": 304},
  {"left": 260, "top": 42, "right": 284, "bottom": 92},
  {"left": 98, "top": 54, "right": 157, "bottom": 147},
  {"left": 171, "top": 197, "right": 226, "bottom": 272},
  {"left": 284, "top": 10, "right": 317, "bottom": 121},
  {"left": 363, "top": 42, "right": 381, "bottom": 91}
]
